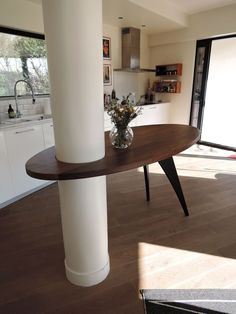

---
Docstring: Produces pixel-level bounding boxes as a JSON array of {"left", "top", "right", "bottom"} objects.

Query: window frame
[{"left": 0, "top": 26, "right": 49, "bottom": 98}]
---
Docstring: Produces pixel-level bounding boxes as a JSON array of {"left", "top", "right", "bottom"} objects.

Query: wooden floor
[{"left": 0, "top": 151, "right": 236, "bottom": 313}]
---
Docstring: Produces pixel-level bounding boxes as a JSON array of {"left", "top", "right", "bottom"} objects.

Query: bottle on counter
[
  {"left": 8, "top": 104, "right": 16, "bottom": 118},
  {"left": 129, "top": 92, "right": 136, "bottom": 105},
  {"left": 145, "top": 79, "right": 154, "bottom": 103},
  {"left": 111, "top": 89, "right": 116, "bottom": 100}
]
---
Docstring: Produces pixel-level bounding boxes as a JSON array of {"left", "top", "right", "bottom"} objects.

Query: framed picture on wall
[
  {"left": 103, "top": 64, "right": 112, "bottom": 85},
  {"left": 103, "top": 37, "right": 111, "bottom": 60}
]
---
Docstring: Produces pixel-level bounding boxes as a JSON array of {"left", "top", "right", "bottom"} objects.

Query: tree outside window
[{"left": 0, "top": 31, "right": 49, "bottom": 97}]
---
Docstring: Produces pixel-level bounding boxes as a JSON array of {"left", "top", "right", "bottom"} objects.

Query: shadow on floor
[{"left": 0, "top": 156, "right": 236, "bottom": 313}]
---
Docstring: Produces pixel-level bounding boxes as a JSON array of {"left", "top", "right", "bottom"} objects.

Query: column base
[{"left": 65, "top": 257, "right": 110, "bottom": 287}]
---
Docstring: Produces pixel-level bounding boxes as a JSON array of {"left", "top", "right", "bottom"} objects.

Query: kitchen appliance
[{"left": 118, "top": 27, "right": 154, "bottom": 73}]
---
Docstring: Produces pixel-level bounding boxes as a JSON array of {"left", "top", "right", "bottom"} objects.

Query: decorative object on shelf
[
  {"left": 106, "top": 93, "right": 142, "bottom": 149},
  {"left": 103, "top": 64, "right": 112, "bottom": 86},
  {"left": 153, "top": 80, "right": 181, "bottom": 93},
  {"left": 154, "top": 63, "right": 182, "bottom": 93},
  {"left": 156, "top": 63, "right": 182, "bottom": 76},
  {"left": 103, "top": 36, "right": 111, "bottom": 60}
]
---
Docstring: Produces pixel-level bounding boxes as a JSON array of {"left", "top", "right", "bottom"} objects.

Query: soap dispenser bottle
[{"left": 8, "top": 104, "right": 16, "bottom": 118}]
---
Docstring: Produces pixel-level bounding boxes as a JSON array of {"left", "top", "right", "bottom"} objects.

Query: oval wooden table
[{"left": 26, "top": 124, "right": 200, "bottom": 216}]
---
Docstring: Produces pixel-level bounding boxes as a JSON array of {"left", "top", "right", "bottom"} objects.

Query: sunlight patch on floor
[
  {"left": 137, "top": 152, "right": 236, "bottom": 180},
  {"left": 137, "top": 163, "right": 218, "bottom": 180},
  {"left": 138, "top": 242, "right": 236, "bottom": 289},
  {"left": 183, "top": 145, "right": 234, "bottom": 157}
]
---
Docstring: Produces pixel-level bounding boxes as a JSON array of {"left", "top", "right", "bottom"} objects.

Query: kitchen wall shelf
[
  {"left": 154, "top": 63, "right": 182, "bottom": 93},
  {"left": 155, "top": 63, "right": 182, "bottom": 76},
  {"left": 153, "top": 80, "right": 181, "bottom": 93}
]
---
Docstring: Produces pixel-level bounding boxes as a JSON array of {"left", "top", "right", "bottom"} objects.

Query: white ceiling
[
  {"left": 27, "top": 0, "right": 236, "bottom": 34},
  {"left": 168, "top": 0, "right": 236, "bottom": 14}
]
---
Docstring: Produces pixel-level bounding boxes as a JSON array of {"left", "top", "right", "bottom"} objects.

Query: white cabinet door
[
  {"left": 137, "top": 105, "right": 159, "bottom": 126},
  {"left": 42, "top": 122, "right": 55, "bottom": 148},
  {"left": 154, "top": 103, "right": 170, "bottom": 124},
  {"left": 137, "top": 103, "right": 170, "bottom": 126},
  {"left": 0, "top": 132, "right": 14, "bottom": 204},
  {"left": 104, "top": 103, "right": 169, "bottom": 130},
  {"left": 4, "top": 125, "right": 45, "bottom": 196}
]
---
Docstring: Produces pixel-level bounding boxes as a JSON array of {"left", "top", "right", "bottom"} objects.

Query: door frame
[{"left": 190, "top": 34, "right": 236, "bottom": 151}]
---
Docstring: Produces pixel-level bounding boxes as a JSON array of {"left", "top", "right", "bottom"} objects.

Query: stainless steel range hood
[{"left": 114, "top": 27, "right": 154, "bottom": 73}]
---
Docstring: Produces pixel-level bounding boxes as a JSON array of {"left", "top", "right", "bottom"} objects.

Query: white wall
[
  {"left": 103, "top": 23, "right": 150, "bottom": 101},
  {"left": 114, "top": 72, "right": 150, "bottom": 102},
  {"left": 103, "top": 24, "right": 121, "bottom": 70},
  {"left": 0, "top": 1, "right": 150, "bottom": 106},
  {"left": 0, "top": 0, "right": 44, "bottom": 33},
  {"left": 150, "top": 41, "right": 195, "bottom": 124},
  {"left": 149, "top": 4, "right": 236, "bottom": 124}
]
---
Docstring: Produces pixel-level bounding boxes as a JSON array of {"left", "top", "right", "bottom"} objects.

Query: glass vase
[{"left": 109, "top": 125, "right": 134, "bottom": 149}]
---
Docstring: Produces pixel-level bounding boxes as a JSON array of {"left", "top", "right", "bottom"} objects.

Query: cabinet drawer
[
  {"left": 4, "top": 125, "right": 45, "bottom": 195},
  {"left": 0, "top": 132, "right": 14, "bottom": 203},
  {"left": 42, "top": 122, "right": 55, "bottom": 148}
]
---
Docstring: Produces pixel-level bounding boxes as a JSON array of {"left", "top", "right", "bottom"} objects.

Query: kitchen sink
[{"left": 1, "top": 115, "right": 45, "bottom": 125}]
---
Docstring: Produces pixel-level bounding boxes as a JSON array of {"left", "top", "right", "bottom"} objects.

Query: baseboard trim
[
  {"left": 65, "top": 257, "right": 110, "bottom": 287},
  {"left": 0, "top": 181, "right": 55, "bottom": 209}
]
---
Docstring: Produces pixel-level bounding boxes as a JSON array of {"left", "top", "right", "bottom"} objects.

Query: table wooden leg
[
  {"left": 143, "top": 165, "right": 150, "bottom": 201},
  {"left": 158, "top": 157, "right": 189, "bottom": 216}
]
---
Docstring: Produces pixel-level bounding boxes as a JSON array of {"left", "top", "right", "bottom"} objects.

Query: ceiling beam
[{"left": 128, "top": 0, "right": 189, "bottom": 27}]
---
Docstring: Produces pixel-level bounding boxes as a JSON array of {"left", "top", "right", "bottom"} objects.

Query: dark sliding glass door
[
  {"left": 190, "top": 35, "right": 236, "bottom": 151},
  {"left": 190, "top": 40, "right": 211, "bottom": 129}
]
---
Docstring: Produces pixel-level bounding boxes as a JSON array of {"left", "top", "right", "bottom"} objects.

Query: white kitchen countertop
[
  {"left": 0, "top": 115, "right": 53, "bottom": 131},
  {"left": 0, "top": 103, "right": 170, "bottom": 130}
]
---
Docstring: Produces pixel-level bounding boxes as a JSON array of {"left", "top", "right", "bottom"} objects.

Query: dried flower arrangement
[
  {"left": 106, "top": 93, "right": 142, "bottom": 148},
  {"left": 106, "top": 93, "right": 142, "bottom": 130}
]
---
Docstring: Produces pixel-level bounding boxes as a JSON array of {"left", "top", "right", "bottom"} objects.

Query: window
[{"left": 0, "top": 27, "right": 49, "bottom": 97}]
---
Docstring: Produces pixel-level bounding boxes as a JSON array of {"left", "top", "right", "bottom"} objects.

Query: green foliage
[
  {"left": 0, "top": 34, "right": 16, "bottom": 57},
  {"left": 14, "top": 37, "right": 47, "bottom": 58},
  {"left": 0, "top": 32, "right": 49, "bottom": 96},
  {"left": 0, "top": 34, "right": 46, "bottom": 58}
]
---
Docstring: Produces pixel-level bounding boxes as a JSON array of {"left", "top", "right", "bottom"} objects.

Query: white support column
[
  {"left": 58, "top": 177, "right": 109, "bottom": 286},
  {"left": 42, "top": 0, "right": 110, "bottom": 286}
]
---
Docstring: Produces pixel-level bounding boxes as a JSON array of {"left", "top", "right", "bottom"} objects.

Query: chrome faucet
[{"left": 14, "top": 79, "right": 36, "bottom": 118}]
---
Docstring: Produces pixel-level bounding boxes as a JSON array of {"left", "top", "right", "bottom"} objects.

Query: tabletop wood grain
[{"left": 26, "top": 124, "right": 200, "bottom": 181}]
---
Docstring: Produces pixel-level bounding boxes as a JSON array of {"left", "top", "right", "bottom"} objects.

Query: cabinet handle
[
  {"left": 149, "top": 106, "right": 156, "bottom": 109},
  {"left": 15, "top": 128, "right": 35, "bottom": 134},
  {"left": 50, "top": 124, "right": 53, "bottom": 127}
]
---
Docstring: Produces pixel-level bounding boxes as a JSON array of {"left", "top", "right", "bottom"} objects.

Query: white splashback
[
  {"left": 113, "top": 71, "right": 150, "bottom": 102},
  {"left": 0, "top": 96, "right": 50, "bottom": 122}
]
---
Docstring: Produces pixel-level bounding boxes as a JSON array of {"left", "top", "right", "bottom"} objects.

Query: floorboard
[{"left": 0, "top": 150, "right": 236, "bottom": 313}]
